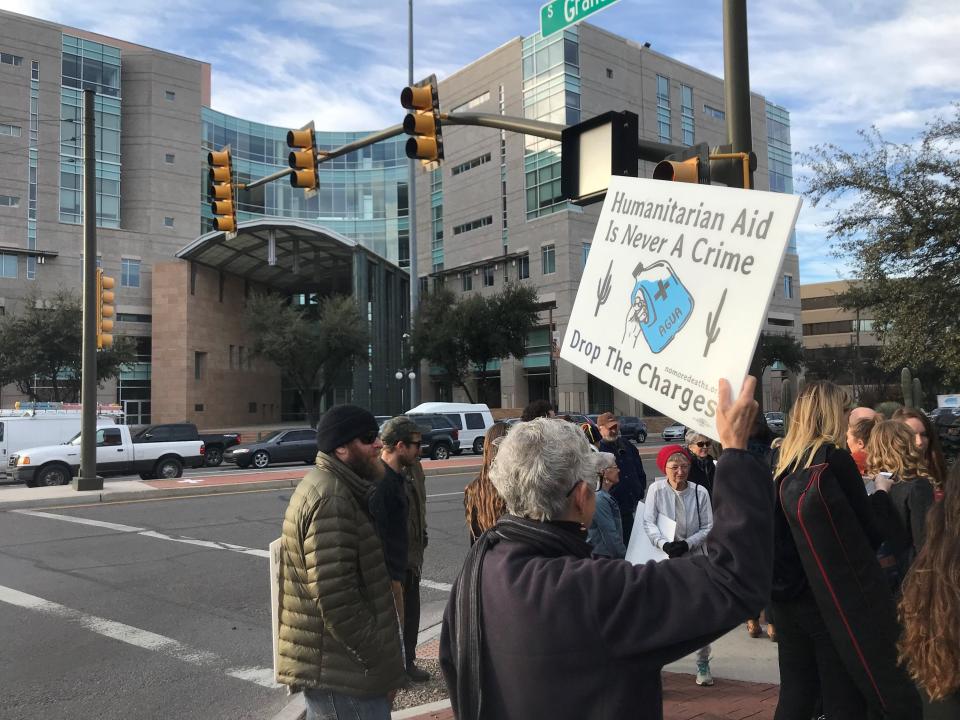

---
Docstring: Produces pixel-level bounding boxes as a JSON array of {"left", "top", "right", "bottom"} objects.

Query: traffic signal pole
[
  {"left": 723, "top": 0, "right": 754, "bottom": 190},
  {"left": 76, "top": 88, "right": 101, "bottom": 491},
  {"left": 408, "top": 0, "right": 419, "bottom": 408}
]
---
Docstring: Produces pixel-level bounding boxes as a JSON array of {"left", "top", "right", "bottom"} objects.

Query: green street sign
[{"left": 540, "top": 0, "right": 622, "bottom": 38}]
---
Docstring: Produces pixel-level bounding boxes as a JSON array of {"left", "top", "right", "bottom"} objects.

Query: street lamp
[
  {"left": 396, "top": 370, "right": 417, "bottom": 381},
  {"left": 396, "top": 368, "right": 417, "bottom": 412}
]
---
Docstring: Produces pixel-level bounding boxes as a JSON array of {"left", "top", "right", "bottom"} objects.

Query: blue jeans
[{"left": 303, "top": 689, "right": 391, "bottom": 720}]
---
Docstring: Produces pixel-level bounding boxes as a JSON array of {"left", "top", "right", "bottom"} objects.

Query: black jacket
[
  {"left": 439, "top": 450, "right": 774, "bottom": 720},
  {"left": 598, "top": 436, "right": 647, "bottom": 511},
  {"left": 688, "top": 455, "right": 716, "bottom": 498},
  {"left": 369, "top": 462, "right": 409, "bottom": 582}
]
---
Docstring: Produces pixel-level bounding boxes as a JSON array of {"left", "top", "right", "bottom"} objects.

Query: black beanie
[{"left": 316, "top": 405, "right": 379, "bottom": 454}]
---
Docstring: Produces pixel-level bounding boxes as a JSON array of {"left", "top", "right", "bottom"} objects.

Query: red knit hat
[{"left": 656, "top": 444, "right": 692, "bottom": 473}]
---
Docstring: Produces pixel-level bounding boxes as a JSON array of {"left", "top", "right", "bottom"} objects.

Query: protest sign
[
  {"left": 560, "top": 177, "right": 802, "bottom": 438},
  {"left": 624, "top": 500, "right": 675, "bottom": 564}
]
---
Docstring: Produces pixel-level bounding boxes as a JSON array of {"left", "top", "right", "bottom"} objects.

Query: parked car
[
  {"left": 618, "top": 416, "right": 648, "bottom": 443},
  {"left": 375, "top": 415, "right": 392, "bottom": 429},
  {"left": 407, "top": 413, "right": 460, "bottom": 460},
  {"left": 223, "top": 428, "right": 318, "bottom": 470},
  {"left": 407, "top": 402, "right": 494, "bottom": 455},
  {"left": 132, "top": 422, "right": 241, "bottom": 467},
  {"left": 764, "top": 412, "right": 785, "bottom": 431},
  {"left": 661, "top": 422, "right": 687, "bottom": 442},
  {"left": 12, "top": 423, "right": 205, "bottom": 486},
  {"left": 1, "top": 412, "right": 120, "bottom": 481},
  {"left": 562, "top": 413, "right": 599, "bottom": 434}
]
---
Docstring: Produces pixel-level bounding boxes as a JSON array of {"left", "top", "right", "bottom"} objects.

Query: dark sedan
[{"left": 223, "top": 427, "right": 318, "bottom": 469}]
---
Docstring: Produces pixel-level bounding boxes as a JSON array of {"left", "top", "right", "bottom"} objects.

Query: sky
[{"left": 2, "top": 0, "right": 958, "bottom": 283}]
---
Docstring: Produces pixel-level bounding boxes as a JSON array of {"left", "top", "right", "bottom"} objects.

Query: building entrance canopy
[{"left": 176, "top": 218, "right": 363, "bottom": 294}]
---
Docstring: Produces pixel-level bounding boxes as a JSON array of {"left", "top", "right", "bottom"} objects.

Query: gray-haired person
[
  {"left": 686, "top": 428, "right": 717, "bottom": 499},
  {"left": 586, "top": 452, "right": 626, "bottom": 559},
  {"left": 440, "top": 377, "right": 775, "bottom": 720}
]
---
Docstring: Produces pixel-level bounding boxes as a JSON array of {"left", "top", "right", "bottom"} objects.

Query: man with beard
[{"left": 277, "top": 405, "right": 406, "bottom": 720}]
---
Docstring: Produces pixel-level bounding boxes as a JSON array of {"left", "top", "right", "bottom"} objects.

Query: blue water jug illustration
[{"left": 622, "top": 260, "right": 694, "bottom": 353}]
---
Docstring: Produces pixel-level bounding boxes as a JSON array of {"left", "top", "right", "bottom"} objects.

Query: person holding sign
[
  {"left": 439, "top": 377, "right": 774, "bottom": 720},
  {"left": 643, "top": 444, "right": 715, "bottom": 686}
]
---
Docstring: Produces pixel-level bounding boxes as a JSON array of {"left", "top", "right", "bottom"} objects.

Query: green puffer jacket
[{"left": 277, "top": 452, "right": 406, "bottom": 696}]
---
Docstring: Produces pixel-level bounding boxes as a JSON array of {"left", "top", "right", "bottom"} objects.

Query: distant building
[{"left": 800, "top": 280, "right": 880, "bottom": 350}]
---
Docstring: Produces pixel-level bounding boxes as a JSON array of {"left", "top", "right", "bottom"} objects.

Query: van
[
  {"left": 406, "top": 402, "right": 494, "bottom": 455},
  {"left": 0, "top": 412, "right": 120, "bottom": 480}
]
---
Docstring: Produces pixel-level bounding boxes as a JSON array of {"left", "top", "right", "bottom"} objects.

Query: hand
[
  {"left": 664, "top": 540, "right": 689, "bottom": 558},
  {"left": 716, "top": 376, "right": 759, "bottom": 450},
  {"left": 874, "top": 473, "right": 894, "bottom": 494}
]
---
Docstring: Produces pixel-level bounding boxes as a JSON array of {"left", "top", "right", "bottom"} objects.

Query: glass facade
[
  {"left": 59, "top": 34, "right": 122, "bottom": 228},
  {"left": 522, "top": 28, "right": 580, "bottom": 220},
  {"left": 657, "top": 75, "right": 671, "bottom": 143},
  {"left": 27, "top": 61, "right": 38, "bottom": 279},
  {"left": 766, "top": 102, "right": 798, "bottom": 254},
  {"left": 680, "top": 84, "right": 694, "bottom": 146},
  {"left": 200, "top": 108, "right": 409, "bottom": 265},
  {"left": 430, "top": 167, "right": 443, "bottom": 272}
]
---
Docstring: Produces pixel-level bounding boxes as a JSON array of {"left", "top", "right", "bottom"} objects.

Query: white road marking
[
  {"left": 14, "top": 509, "right": 447, "bottom": 589},
  {"left": 0, "top": 584, "right": 278, "bottom": 688}
]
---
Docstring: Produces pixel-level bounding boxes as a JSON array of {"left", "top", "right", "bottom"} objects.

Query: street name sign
[
  {"left": 540, "top": 0, "right": 622, "bottom": 38},
  {"left": 559, "top": 176, "right": 802, "bottom": 439}
]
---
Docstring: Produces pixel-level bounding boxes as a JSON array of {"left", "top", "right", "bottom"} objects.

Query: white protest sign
[
  {"left": 561, "top": 176, "right": 801, "bottom": 439},
  {"left": 624, "top": 500, "right": 674, "bottom": 564}
]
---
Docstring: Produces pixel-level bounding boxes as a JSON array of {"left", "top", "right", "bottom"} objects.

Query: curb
[{"left": 0, "top": 477, "right": 302, "bottom": 511}]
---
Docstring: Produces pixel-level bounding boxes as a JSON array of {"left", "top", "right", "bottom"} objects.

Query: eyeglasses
[
  {"left": 404, "top": 439, "right": 422, "bottom": 448},
  {"left": 665, "top": 464, "right": 690, "bottom": 472},
  {"left": 566, "top": 475, "right": 603, "bottom": 497},
  {"left": 358, "top": 431, "right": 379, "bottom": 445},
  {"left": 694, "top": 441, "right": 711, "bottom": 448}
]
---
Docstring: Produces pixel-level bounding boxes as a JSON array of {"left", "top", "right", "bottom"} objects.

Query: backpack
[{"left": 778, "top": 461, "right": 920, "bottom": 718}]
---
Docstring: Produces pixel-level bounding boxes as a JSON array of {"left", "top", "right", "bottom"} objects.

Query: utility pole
[
  {"left": 723, "top": 0, "right": 754, "bottom": 190},
  {"left": 75, "top": 88, "right": 101, "bottom": 491},
  {"left": 407, "top": 0, "right": 420, "bottom": 407}
]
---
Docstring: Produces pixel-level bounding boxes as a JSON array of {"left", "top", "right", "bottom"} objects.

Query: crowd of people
[{"left": 272, "top": 379, "right": 959, "bottom": 720}]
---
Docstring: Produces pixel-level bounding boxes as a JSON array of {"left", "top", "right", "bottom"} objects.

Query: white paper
[
  {"left": 560, "top": 177, "right": 802, "bottom": 439},
  {"left": 625, "top": 500, "right": 672, "bottom": 564},
  {"left": 269, "top": 537, "right": 282, "bottom": 682}
]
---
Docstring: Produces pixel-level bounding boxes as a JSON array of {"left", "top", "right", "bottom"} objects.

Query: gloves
[{"left": 662, "top": 540, "right": 689, "bottom": 558}]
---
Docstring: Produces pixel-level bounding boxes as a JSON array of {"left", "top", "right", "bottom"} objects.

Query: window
[
  {"left": 0, "top": 253, "right": 17, "bottom": 278},
  {"left": 451, "top": 91, "right": 490, "bottom": 114},
  {"left": 657, "top": 75, "right": 671, "bottom": 143},
  {"left": 96, "top": 428, "right": 122, "bottom": 446},
  {"left": 606, "top": 68, "right": 613, "bottom": 79},
  {"left": 194, "top": 404, "right": 204, "bottom": 412},
  {"left": 194, "top": 352, "right": 207, "bottom": 380},
  {"left": 116, "top": 313, "right": 152, "bottom": 323},
  {"left": 163, "top": 216, "right": 174, "bottom": 228},
  {"left": 518, "top": 254, "right": 530, "bottom": 280},
  {"left": 164, "top": 153, "right": 175, "bottom": 164},
  {"left": 453, "top": 216, "right": 493, "bottom": 235},
  {"left": 582, "top": 243, "right": 591, "bottom": 268},
  {"left": 680, "top": 84, "right": 694, "bottom": 146},
  {"left": 703, "top": 104, "right": 725, "bottom": 120},
  {"left": 248, "top": 402, "right": 257, "bottom": 413},
  {"left": 800, "top": 295, "right": 840, "bottom": 310},
  {"left": 451, "top": 153, "right": 492, "bottom": 176},
  {"left": 165, "top": 90, "right": 176, "bottom": 101},
  {"left": 0, "top": 52, "right": 23, "bottom": 66},
  {"left": 121, "top": 258, "right": 141, "bottom": 288},
  {"left": 0, "top": 195, "right": 20, "bottom": 207},
  {"left": 783, "top": 274, "right": 793, "bottom": 299},
  {"left": 0, "top": 123, "right": 22, "bottom": 137},
  {"left": 541, "top": 244, "right": 556, "bottom": 275},
  {"left": 803, "top": 321, "right": 854, "bottom": 336},
  {"left": 483, "top": 264, "right": 495, "bottom": 287},
  {"left": 465, "top": 413, "right": 486, "bottom": 430},
  {"left": 461, "top": 272, "right": 473, "bottom": 292},
  {"left": 768, "top": 317, "right": 794, "bottom": 327}
]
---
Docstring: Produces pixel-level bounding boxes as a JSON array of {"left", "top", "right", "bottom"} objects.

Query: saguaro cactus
[
  {"left": 901, "top": 367, "right": 913, "bottom": 407},
  {"left": 912, "top": 377, "right": 923, "bottom": 409}
]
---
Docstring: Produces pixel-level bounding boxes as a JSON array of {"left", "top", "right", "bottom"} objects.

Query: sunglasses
[
  {"left": 694, "top": 441, "right": 711, "bottom": 448},
  {"left": 565, "top": 474, "right": 603, "bottom": 497},
  {"left": 357, "top": 431, "right": 379, "bottom": 445}
]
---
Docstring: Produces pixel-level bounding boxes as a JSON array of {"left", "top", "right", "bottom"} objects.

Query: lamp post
[{"left": 396, "top": 368, "right": 417, "bottom": 412}]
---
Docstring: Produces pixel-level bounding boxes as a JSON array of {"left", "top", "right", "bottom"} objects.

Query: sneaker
[
  {"left": 406, "top": 664, "right": 431, "bottom": 683},
  {"left": 696, "top": 660, "right": 714, "bottom": 686}
]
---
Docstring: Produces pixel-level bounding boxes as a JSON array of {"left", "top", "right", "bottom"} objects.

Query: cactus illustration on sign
[
  {"left": 595, "top": 260, "right": 613, "bottom": 317},
  {"left": 703, "top": 289, "right": 726, "bottom": 358}
]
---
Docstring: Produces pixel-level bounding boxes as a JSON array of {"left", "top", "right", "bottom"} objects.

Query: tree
[
  {"left": 748, "top": 332, "right": 804, "bottom": 409},
  {"left": 413, "top": 283, "right": 541, "bottom": 404},
  {"left": 803, "top": 105, "right": 960, "bottom": 386},
  {"left": 0, "top": 291, "right": 136, "bottom": 402},
  {"left": 244, "top": 293, "right": 368, "bottom": 427}
]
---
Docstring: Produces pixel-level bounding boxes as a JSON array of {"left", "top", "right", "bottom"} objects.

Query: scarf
[{"left": 451, "top": 514, "right": 592, "bottom": 720}]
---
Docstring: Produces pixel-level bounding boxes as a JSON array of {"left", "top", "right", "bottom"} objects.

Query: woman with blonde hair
[
  {"left": 771, "top": 381, "right": 919, "bottom": 719},
  {"left": 463, "top": 422, "right": 508, "bottom": 544},
  {"left": 898, "top": 462, "right": 960, "bottom": 718},
  {"left": 866, "top": 420, "right": 936, "bottom": 583}
]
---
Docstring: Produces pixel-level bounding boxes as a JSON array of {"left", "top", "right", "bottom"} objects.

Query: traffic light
[
  {"left": 653, "top": 143, "right": 711, "bottom": 184},
  {"left": 401, "top": 74, "right": 443, "bottom": 163},
  {"left": 96, "top": 267, "right": 115, "bottom": 350},
  {"left": 287, "top": 124, "right": 318, "bottom": 192},
  {"left": 208, "top": 149, "right": 237, "bottom": 233}
]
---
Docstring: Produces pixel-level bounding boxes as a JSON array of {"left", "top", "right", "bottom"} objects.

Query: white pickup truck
[{"left": 11, "top": 423, "right": 205, "bottom": 487}]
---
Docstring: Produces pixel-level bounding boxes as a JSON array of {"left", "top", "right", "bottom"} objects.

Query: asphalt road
[{"left": 0, "top": 448, "right": 663, "bottom": 720}]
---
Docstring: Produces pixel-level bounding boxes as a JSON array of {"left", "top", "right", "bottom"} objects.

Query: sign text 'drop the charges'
[
  {"left": 560, "top": 177, "right": 802, "bottom": 438},
  {"left": 540, "top": 0, "right": 622, "bottom": 38}
]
